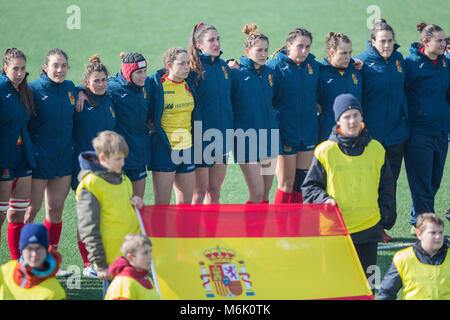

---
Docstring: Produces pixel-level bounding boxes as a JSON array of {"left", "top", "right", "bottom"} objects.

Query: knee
[{"left": 206, "top": 185, "right": 222, "bottom": 202}]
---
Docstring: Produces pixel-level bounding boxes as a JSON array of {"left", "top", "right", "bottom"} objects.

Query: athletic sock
[
  {"left": 291, "top": 169, "right": 308, "bottom": 203},
  {"left": 44, "top": 218, "right": 63, "bottom": 248},
  {"left": 77, "top": 241, "right": 91, "bottom": 267},
  {"left": 274, "top": 188, "right": 291, "bottom": 203},
  {"left": 7, "top": 222, "right": 24, "bottom": 260},
  {"left": 290, "top": 190, "right": 303, "bottom": 203}
]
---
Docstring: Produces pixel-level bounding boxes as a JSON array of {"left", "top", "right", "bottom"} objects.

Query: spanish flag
[{"left": 140, "top": 204, "right": 373, "bottom": 300}]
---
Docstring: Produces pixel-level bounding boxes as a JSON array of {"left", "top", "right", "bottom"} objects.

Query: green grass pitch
[{"left": 0, "top": 0, "right": 449, "bottom": 300}]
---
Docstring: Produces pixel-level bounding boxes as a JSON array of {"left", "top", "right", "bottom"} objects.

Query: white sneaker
[
  {"left": 56, "top": 267, "right": 72, "bottom": 277},
  {"left": 83, "top": 263, "right": 98, "bottom": 279}
]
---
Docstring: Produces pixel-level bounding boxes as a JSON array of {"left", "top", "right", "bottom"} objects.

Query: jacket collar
[
  {"left": 198, "top": 50, "right": 223, "bottom": 64},
  {"left": 109, "top": 256, "right": 152, "bottom": 289},
  {"left": 365, "top": 40, "right": 400, "bottom": 62},
  {"left": 276, "top": 49, "right": 316, "bottom": 65},
  {"left": 321, "top": 57, "right": 356, "bottom": 73}
]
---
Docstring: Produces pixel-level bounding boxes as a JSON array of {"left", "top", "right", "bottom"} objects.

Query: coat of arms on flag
[{"left": 199, "top": 246, "right": 254, "bottom": 298}]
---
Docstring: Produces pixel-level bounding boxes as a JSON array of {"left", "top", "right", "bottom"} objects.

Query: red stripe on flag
[{"left": 140, "top": 203, "right": 348, "bottom": 238}]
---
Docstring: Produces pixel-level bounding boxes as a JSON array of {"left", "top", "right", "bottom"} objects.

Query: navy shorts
[
  {"left": 280, "top": 141, "right": 316, "bottom": 155},
  {"left": 152, "top": 147, "right": 196, "bottom": 173},
  {"left": 0, "top": 146, "right": 33, "bottom": 181},
  {"left": 123, "top": 166, "right": 148, "bottom": 182},
  {"left": 32, "top": 143, "right": 73, "bottom": 180}
]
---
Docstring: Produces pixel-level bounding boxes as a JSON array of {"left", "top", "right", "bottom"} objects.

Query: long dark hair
[
  {"left": 188, "top": 23, "right": 218, "bottom": 84},
  {"left": 2, "top": 48, "right": 35, "bottom": 115}
]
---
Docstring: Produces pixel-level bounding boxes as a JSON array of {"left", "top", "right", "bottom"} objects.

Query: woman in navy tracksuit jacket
[
  {"left": 106, "top": 52, "right": 152, "bottom": 198},
  {"left": 317, "top": 32, "right": 363, "bottom": 144},
  {"left": 355, "top": 20, "right": 408, "bottom": 240},
  {"left": 266, "top": 28, "right": 320, "bottom": 204},
  {"left": 148, "top": 49, "right": 201, "bottom": 204},
  {"left": 72, "top": 55, "right": 116, "bottom": 272},
  {"left": 25, "top": 48, "right": 77, "bottom": 250},
  {"left": 0, "top": 48, "right": 36, "bottom": 260},
  {"left": 317, "top": 58, "right": 362, "bottom": 141},
  {"left": 188, "top": 23, "right": 234, "bottom": 204},
  {"left": 230, "top": 25, "right": 279, "bottom": 204},
  {"left": 71, "top": 55, "right": 116, "bottom": 191},
  {"left": 404, "top": 22, "right": 449, "bottom": 226}
]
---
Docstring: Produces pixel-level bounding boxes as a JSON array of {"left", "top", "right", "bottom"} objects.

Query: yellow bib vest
[
  {"left": 0, "top": 261, "right": 65, "bottom": 300},
  {"left": 394, "top": 246, "right": 450, "bottom": 300},
  {"left": 314, "top": 140, "right": 384, "bottom": 234},
  {"left": 105, "top": 275, "right": 160, "bottom": 300},
  {"left": 76, "top": 173, "right": 141, "bottom": 266}
]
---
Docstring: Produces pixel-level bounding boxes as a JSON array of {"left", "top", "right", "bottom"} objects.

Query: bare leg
[
  {"left": 152, "top": 171, "right": 175, "bottom": 205},
  {"left": 174, "top": 171, "right": 195, "bottom": 204}
]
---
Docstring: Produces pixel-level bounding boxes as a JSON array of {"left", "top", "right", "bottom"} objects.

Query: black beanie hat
[{"left": 333, "top": 93, "right": 363, "bottom": 122}]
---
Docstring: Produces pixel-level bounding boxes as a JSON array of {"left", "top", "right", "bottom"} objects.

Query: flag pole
[{"left": 134, "top": 206, "right": 162, "bottom": 299}]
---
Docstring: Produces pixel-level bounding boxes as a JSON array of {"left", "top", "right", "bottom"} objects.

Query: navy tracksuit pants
[{"left": 404, "top": 132, "right": 448, "bottom": 225}]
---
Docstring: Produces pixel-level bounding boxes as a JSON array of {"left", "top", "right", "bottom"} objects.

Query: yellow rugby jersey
[{"left": 160, "top": 77, "right": 194, "bottom": 150}]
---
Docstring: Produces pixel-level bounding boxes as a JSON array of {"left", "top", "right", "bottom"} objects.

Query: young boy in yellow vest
[
  {"left": 0, "top": 223, "right": 65, "bottom": 300},
  {"left": 105, "top": 233, "right": 160, "bottom": 300},
  {"left": 302, "top": 94, "right": 396, "bottom": 290},
  {"left": 379, "top": 213, "right": 449, "bottom": 300},
  {"left": 76, "top": 130, "right": 143, "bottom": 297}
]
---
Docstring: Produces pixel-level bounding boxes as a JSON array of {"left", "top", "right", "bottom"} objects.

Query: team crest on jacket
[
  {"left": 222, "top": 66, "right": 229, "bottom": 80},
  {"left": 443, "top": 59, "right": 447, "bottom": 68},
  {"left": 199, "top": 246, "right": 255, "bottom": 298},
  {"left": 109, "top": 106, "right": 115, "bottom": 118},
  {"left": 268, "top": 74, "right": 273, "bottom": 87},
  {"left": 307, "top": 63, "right": 313, "bottom": 74},
  {"left": 1, "top": 169, "right": 10, "bottom": 179},
  {"left": 351, "top": 73, "right": 358, "bottom": 85},
  {"left": 143, "top": 87, "right": 147, "bottom": 99},
  {"left": 68, "top": 91, "right": 75, "bottom": 105},
  {"left": 396, "top": 60, "right": 403, "bottom": 73}
]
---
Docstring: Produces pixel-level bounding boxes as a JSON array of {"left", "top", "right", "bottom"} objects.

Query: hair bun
[
  {"left": 416, "top": 21, "right": 428, "bottom": 32},
  {"left": 242, "top": 24, "right": 259, "bottom": 36},
  {"left": 326, "top": 31, "right": 336, "bottom": 40},
  {"left": 374, "top": 18, "right": 387, "bottom": 25},
  {"left": 89, "top": 54, "right": 101, "bottom": 64}
]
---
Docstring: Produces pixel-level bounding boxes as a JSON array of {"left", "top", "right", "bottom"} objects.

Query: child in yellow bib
[
  {"left": 379, "top": 213, "right": 450, "bottom": 300},
  {"left": 0, "top": 223, "right": 65, "bottom": 300},
  {"left": 302, "top": 94, "right": 396, "bottom": 292},
  {"left": 76, "top": 131, "right": 143, "bottom": 298},
  {"left": 105, "top": 234, "right": 160, "bottom": 300}
]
